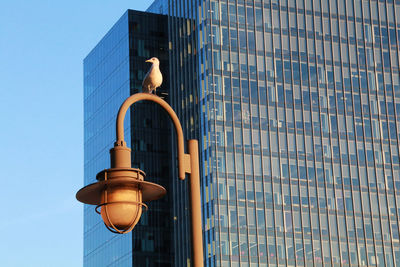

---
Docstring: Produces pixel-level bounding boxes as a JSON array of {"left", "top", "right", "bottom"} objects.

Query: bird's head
[{"left": 145, "top": 57, "right": 160, "bottom": 65}]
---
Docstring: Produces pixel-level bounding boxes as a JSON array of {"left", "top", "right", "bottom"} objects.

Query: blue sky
[{"left": 0, "top": 1, "right": 153, "bottom": 266}]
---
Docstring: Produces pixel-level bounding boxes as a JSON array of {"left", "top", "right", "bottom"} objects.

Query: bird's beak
[{"left": 145, "top": 59, "right": 151, "bottom": 63}]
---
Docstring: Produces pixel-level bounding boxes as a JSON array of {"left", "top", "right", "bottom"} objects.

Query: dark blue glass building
[{"left": 83, "top": 10, "right": 173, "bottom": 267}]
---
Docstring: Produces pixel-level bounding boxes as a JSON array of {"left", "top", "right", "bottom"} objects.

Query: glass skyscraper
[
  {"left": 84, "top": 0, "right": 400, "bottom": 266},
  {"left": 156, "top": 0, "right": 400, "bottom": 266}
]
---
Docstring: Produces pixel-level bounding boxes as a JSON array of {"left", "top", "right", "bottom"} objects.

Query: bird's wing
[
  {"left": 142, "top": 68, "right": 152, "bottom": 92},
  {"left": 150, "top": 68, "right": 163, "bottom": 88}
]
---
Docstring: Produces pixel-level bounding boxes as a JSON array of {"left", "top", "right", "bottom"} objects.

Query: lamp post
[{"left": 76, "top": 93, "right": 204, "bottom": 267}]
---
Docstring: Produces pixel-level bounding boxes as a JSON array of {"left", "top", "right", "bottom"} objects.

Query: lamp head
[{"left": 76, "top": 168, "right": 166, "bottom": 234}]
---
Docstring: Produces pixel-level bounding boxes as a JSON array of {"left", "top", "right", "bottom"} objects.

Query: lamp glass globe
[{"left": 100, "top": 186, "right": 142, "bottom": 231}]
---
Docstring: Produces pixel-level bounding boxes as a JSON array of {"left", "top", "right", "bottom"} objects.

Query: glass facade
[
  {"left": 83, "top": 10, "right": 173, "bottom": 267},
  {"left": 164, "top": 0, "right": 400, "bottom": 266}
]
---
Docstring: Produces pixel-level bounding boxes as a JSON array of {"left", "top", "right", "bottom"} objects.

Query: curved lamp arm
[
  {"left": 115, "top": 93, "right": 191, "bottom": 180},
  {"left": 111, "top": 92, "right": 203, "bottom": 266}
]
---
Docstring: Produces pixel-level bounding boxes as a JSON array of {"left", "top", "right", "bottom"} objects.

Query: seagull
[{"left": 142, "top": 57, "right": 163, "bottom": 94}]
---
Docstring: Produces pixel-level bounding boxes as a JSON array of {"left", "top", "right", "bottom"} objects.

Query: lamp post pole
[
  {"left": 113, "top": 93, "right": 204, "bottom": 267},
  {"left": 188, "top": 139, "right": 202, "bottom": 266}
]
